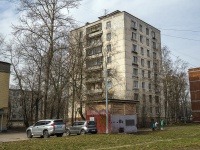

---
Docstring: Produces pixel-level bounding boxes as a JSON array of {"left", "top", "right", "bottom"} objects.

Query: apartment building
[
  {"left": 189, "top": 67, "right": 200, "bottom": 123},
  {"left": 0, "top": 61, "right": 10, "bottom": 131},
  {"left": 71, "top": 10, "right": 164, "bottom": 129}
]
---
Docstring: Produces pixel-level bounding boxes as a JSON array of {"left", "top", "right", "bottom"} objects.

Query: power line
[
  {"left": 162, "top": 34, "right": 200, "bottom": 42},
  {"left": 159, "top": 28, "right": 200, "bottom": 33}
]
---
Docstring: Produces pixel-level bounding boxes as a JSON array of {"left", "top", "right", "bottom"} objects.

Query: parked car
[
  {"left": 66, "top": 120, "right": 97, "bottom": 136},
  {"left": 26, "top": 119, "right": 65, "bottom": 138}
]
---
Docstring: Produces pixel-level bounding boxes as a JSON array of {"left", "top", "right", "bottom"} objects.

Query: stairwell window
[
  {"left": 146, "top": 28, "right": 149, "bottom": 35},
  {"left": 147, "top": 61, "right": 151, "bottom": 68},
  {"left": 106, "top": 21, "right": 111, "bottom": 29},
  {"left": 149, "top": 95, "right": 152, "bottom": 103},
  {"left": 146, "top": 38, "right": 149, "bottom": 46},
  {"left": 107, "top": 33, "right": 111, "bottom": 41},
  {"left": 148, "top": 71, "right": 151, "bottom": 78},
  {"left": 139, "top": 24, "right": 142, "bottom": 32},
  {"left": 140, "top": 47, "right": 144, "bottom": 55},
  {"left": 140, "top": 35, "right": 143, "bottom": 43},
  {"left": 152, "top": 31, "right": 156, "bottom": 39},
  {"left": 152, "top": 42, "right": 156, "bottom": 49},
  {"left": 141, "top": 59, "right": 144, "bottom": 67},
  {"left": 147, "top": 50, "right": 150, "bottom": 57}
]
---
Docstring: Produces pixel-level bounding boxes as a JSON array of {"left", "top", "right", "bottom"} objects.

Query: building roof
[{"left": 71, "top": 10, "right": 160, "bottom": 32}]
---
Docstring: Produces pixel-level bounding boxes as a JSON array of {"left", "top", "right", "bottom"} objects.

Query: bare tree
[
  {"left": 162, "top": 46, "right": 189, "bottom": 123},
  {"left": 12, "top": 0, "right": 80, "bottom": 119}
]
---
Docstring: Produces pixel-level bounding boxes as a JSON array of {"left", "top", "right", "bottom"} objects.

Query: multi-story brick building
[
  {"left": 189, "top": 67, "right": 200, "bottom": 123},
  {"left": 0, "top": 61, "right": 10, "bottom": 131},
  {"left": 71, "top": 10, "right": 164, "bottom": 130}
]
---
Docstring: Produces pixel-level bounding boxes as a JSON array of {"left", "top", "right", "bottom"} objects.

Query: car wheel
[
  {"left": 66, "top": 129, "right": 70, "bottom": 136},
  {"left": 56, "top": 133, "right": 63, "bottom": 137},
  {"left": 27, "top": 130, "right": 32, "bottom": 138},
  {"left": 43, "top": 130, "right": 50, "bottom": 138},
  {"left": 80, "top": 129, "right": 86, "bottom": 135}
]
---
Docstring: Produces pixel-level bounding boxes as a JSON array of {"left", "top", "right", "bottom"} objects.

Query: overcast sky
[{"left": 0, "top": 0, "right": 200, "bottom": 68}]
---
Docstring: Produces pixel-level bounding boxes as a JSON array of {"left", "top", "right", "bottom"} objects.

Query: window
[
  {"left": 148, "top": 71, "right": 151, "bottom": 78},
  {"left": 154, "top": 73, "right": 157, "bottom": 80},
  {"left": 133, "top": 56, "right": 138, "bottom": 64},
  {"left": 132, "top": 44, "right": 137, "bottom": 52},
  {"left": 152, "top": 42, "right": 156, "bottom": 49},
  {"left": 141, "top": 59, "right": 144, "bottom": 67},
  {"left": 152, "top": 31, "right": 156, "bottom": 38},
  {"left": 106, "top": 21, "right": 111, "bottom": 29},
  {"left": 149, "top": 83, "right": 151, "bottom": 90},
  {"left": 132, "top": 32, "right": 136, "bottom": 40},
  {"left": 134, "top": 93, "right": 139, "bottom": 101},
  {"left": 142, "top": 82, "right": 145, "bottom": 89},
  {"left": 146, "top": 38, "right": 149, "bottom": 46},
  {"left": 154, "top": 63, "right": 157, "bottom": 70},
  {"left": 142, "top": 94, "right": 146, "bottom": 101},
  {"left": 107, "top": 33, "right": 111, "bottom": 41},
  {"left": 107, "top": 69, "right": 112, "bottom": 76},
  {"left": 147, "top": 61, "right": 151, "bottom": 68},
  {"left": 131, "top": 20, "right": 137, "bottom": 29},
  {"left": 79, "top": 31, "right": 83, "bottom": 38},
  {"left": 139, "top": 24, "right": 142, "bottom": 32},
  {"left": 147, "top": 50, "right": 150, "bottom": 57},
  {"left": 107, "top": 44, "right": 111, "bottom": 52},
  {"left": 155, "top": 96, "right": 159, "bottom": 103},
  {"left": 140, "top": 47, "right": 144, "bottom": 55},
  {"left": 136, "top": 104, "right": 139, "bottom": 113},
  {"left": 134, "top": 81, "right": 138, "bottom": 88},
  {"left": 155, "top": 107, "right": 159, "bottom": 114},
  {"left": 133, "top": 68, "right": 138, "bottom": 77},
  {"left": 107, "top": 56, "right": 111, "bottom": 63},
  {"left": 107, "top": 81, "right": 112, "bottom": 88},
  {"left": 142, "top": 70, "right": 145, "bottom": 77},
  {"left": 140, "top": 35, "right": 143, "bottom": 43},
  {"left": 146, "top": 28, "right": 149, "bottom": 35},
  {"left": 153, "top": 52, "right": 157, "bottom": 59},
  {"left": 149, "top": 95, "right": 152, "bottom": 103},
  {"left": 150, "top": 107, "right": 152, "bottom": 113},
  {"left": 126, "top": 119, "right": 135, "bottom": 126}
]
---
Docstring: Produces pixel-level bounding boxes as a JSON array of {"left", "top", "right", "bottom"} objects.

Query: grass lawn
[{"left": 1, "top": 124, "right": 200, "bottom": 150}]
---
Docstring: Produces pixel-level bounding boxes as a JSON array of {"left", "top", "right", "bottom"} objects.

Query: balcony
[
  {"left": 87, "top": 89, "right": 103, "bottom": 95},
  {"left": 86, "top": 77, "right": 103, "bottom": 83},
  {"left": 86, "top": 65, "right": 103, "bottom": 72},
  {"left": 86, "top": 23, "right": 102, "bottom": 35},
  {"left": 87, "top": 30, "right": 103, "bottom": 38}
]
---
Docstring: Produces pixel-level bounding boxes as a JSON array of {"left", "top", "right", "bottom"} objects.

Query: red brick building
[{"left": 189, "top": 67, "right": 200, "bottom": 123}]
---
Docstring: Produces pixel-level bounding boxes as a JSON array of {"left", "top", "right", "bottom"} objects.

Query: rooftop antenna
[{"left": 104, "top": 9, "right": 108, "bottom": 16}]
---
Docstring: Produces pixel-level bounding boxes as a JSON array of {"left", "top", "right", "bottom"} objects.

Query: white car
[{"left": 26, "top": 119, "right": 65, "bottom": 138}]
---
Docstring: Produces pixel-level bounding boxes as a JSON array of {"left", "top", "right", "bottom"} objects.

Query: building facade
[
  {"left": 0, "top": 61, "right": 10, "bottom": 131},
  {"left": 189, "top": 67, "right": 200, "bottom": 123},
  {"left": 71, "top": 10, "right": 164, "bottom": 128}
]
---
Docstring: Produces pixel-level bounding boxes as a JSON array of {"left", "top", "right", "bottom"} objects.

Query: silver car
[
  {"left": 26, "top": 119, "right": 65, "bottom": 138},
  {"left": 66, "top": 121, "right": 97, "bottom": 136}
]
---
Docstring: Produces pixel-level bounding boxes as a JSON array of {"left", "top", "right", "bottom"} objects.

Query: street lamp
[{"left": 105, "top": 58, "right": 108, "bottom": 134}]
